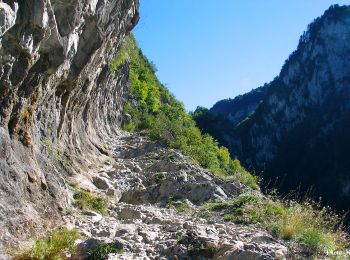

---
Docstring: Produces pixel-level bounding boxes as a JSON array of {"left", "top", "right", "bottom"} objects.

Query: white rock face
[
  {"left": 0, "top": 0, "right": 140, "bottom": 257},
  {"left": 0, "top": 2, "right": 16, "bottom": 37}
]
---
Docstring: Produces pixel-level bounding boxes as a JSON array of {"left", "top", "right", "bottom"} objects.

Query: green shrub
[
  {"left": 154, "top": 172, "right": 167, "bottom": 184},
  {"left": 88, "top": 242, "right": 123, "bottom": 260},
  {"left": 221, "top": 159, "right": 259, "bottom": 189},
  {"left": 270, "top": 201, "right": 348, "bottom": 253},
  {"left": 167, "top": 199, "right": 191, "bottom": 214},
  {"left": 74, "top": 189, "right": 108, "bottom": 215},
  {"left": 14, "top": 229, "right": 80, "bottom": 260}
]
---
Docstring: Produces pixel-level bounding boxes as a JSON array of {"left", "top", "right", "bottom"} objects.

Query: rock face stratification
[
  {"left": 195, "top": 5, "right": 350, "bottom": 212},
  {"left": 0, "top": 0, "right": 139, "bottom": 254}
]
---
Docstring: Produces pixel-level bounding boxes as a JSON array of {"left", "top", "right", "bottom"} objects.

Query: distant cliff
[
  {"left": 194, "top": 5, "right": 350, "bottom": 212},
  {"left": 210, "top": 85, "right": 269, "bottom": 126},
  {"left": 193, "top": 85, "right": 268, "bottom": 146}
]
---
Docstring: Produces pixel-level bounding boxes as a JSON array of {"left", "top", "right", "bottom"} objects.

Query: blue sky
[{"left": 133, "top": 1, "right": 350, "bottom": 111}]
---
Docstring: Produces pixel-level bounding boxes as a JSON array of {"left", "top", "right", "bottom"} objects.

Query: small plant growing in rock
[
  {"left": 88, "top": 242, "right": 123, "bottom": 260},
  {"left": 167, "top": 199, "right": 191, "bottom": 214},
  {"left": 110, "top": 42, "right": 129, "bottom": 72},
  {"left": 196, "top": 209, "right": 213, "bottom": 220},
  {"left": 13, "top": 229, "right": 81, "bottom": 260},
  {"left": 66, "top": 180, "right": 78, "bottom": 188},
  {"left": 64, "top": 209, "right": 74, "bottom": 216},
  {"left": 43, "top": 138, "right": 70, "bottom": 166},
  {"left": 167, "top": 151, "right": 177, "bottom": 160},
  {"left": 21, "top": 107, "right": 31, "bottom": 124},
  {"left": 135, "top": 184, "right": 143, "bottom": 194},
  {"left": 74, "top": 189, "right": 108, "bottom": 215},
  {"left": 154, "top": 172, "right": 167, "bottom": 183}
]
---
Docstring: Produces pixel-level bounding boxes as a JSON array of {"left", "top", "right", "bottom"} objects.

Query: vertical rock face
[
  {"left": 0, "top": 2, "right": 17, "bottom": 36},
  {"left": 0, "top": 0, "right": 139, "bottom": 251},
  {"left": 196, "top": 5, "right": 350, "bottom": 212}
]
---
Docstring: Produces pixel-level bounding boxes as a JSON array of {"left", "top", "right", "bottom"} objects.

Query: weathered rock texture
[
  {"left": 0, "top": 0, "right": 139, "bottom": 255},
  {"left": 64, "top": 134, "right": 290, "bottom": 260}
]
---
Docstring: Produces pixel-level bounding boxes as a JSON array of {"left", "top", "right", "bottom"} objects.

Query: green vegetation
[
  {"left": 14, "top": 229, "right": 80, "bottom": 260},
  {"left": 154, "top": 172, "right": 167, "bottom": 183},
  {"left": 73, "top": 189, "right": 108, "bottom": 215},
  {"left": 43, "top": 138, "right": 69, "bottom": 166},
  {"left": 64, "top": 209, "right": 74, "bottom": 216},
  {"left": 219, "top": 159, "right": 259, "bottom": 189},
  {"left": 66, "top": 180, "right": 78, "bottom": 188},
  {"left": 199, "top": 193, "right": 348, "bottom": 254},
  {"left": 111, "top": 35, "right": 258, "bottom": 189},
  {"left": 110, "top": 43, "right": 129, "bottom": 71},
  {"left": 167, "top": 199, "right": 191, "bottom": 214},
  {"left": 88, "top": 242, "right": 123, "bottom": 260},
  {"left": 21, "top": 107, "right": 31, "bottom": 124}
]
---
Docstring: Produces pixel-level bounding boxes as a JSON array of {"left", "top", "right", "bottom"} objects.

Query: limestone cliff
[{"left": 0, "top": 0, "right": 139, "bottom": 254}]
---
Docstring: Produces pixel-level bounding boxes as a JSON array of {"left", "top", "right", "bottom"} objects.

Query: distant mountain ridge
[
  {"left": 193, "top": 84, "right": 269, "bottom": 148},
  {"left": 194, "top": 4, "right": 350, "bottom": 212},
  {"left": 210, "top": 85, "right": 269, "bottom": 126}
]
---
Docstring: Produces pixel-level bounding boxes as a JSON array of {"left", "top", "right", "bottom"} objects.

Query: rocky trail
[{"left": 63, "top": 133, "right": 289, "bottom": 259}]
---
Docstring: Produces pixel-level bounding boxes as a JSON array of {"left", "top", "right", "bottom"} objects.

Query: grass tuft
[
  {"left": 199, "top": 193, "right": 348, "bottom": 254},
  {"left": 270, "top": 201, "right": 348, "bottom": 253},
  {"left": 167, "top": 199, "right": 191, "bottom": 214},
  {"left": 13, "top": 229, "right": 80, "bottom": 260},
  {"left": 73, "top": 189, "right": 108, "bottom": 215},
  {"left": 154, "top": 172, "right": 167, "bottom": 184},
  {"left": 66, "top": 180, "right": 78, "bottom": 188}
]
